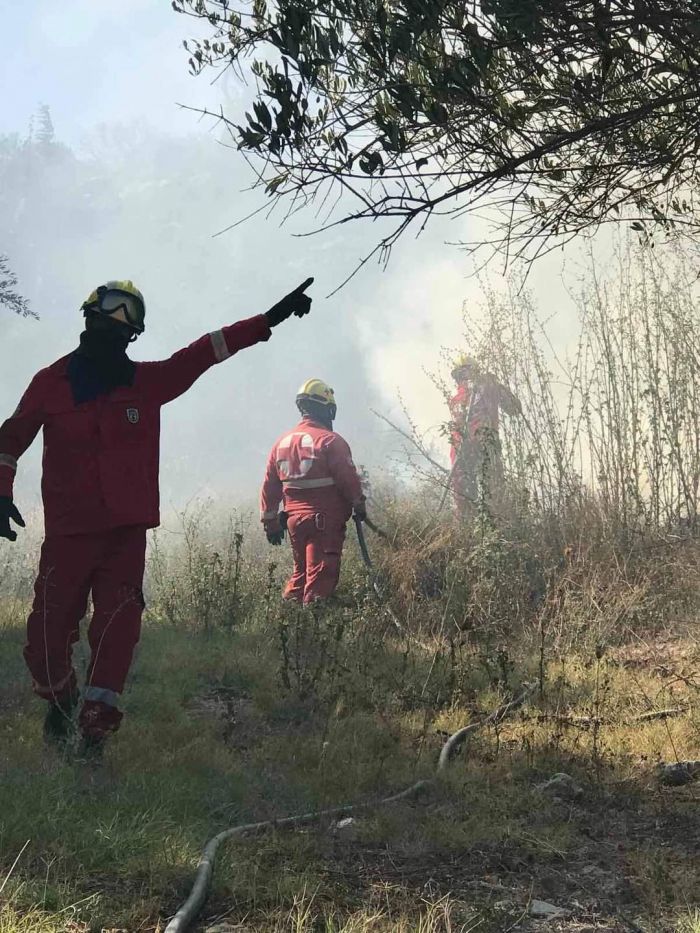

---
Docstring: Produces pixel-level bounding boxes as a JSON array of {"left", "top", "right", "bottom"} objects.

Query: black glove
[
  {"left": 265, "top": 278, "right": 314, "bottom": 327},
  {"left": 0, "top": 496, "right": 25, "bottom": 542},
  {"left": 353, "top": 499, "right": 367, "bottom": 521},
  {"left": 264, "top": 515, "right": 285, "bottom": 546}
]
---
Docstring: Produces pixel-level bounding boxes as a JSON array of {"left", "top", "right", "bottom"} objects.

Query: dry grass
[{"left": 2, "top": 243, "right": 700, "bottom": 931}]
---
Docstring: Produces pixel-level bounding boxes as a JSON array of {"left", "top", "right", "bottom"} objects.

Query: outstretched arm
[
  {"left": 494, "top": 380, "right": 522, "bottom": 417},
  {"left": 144, "top": 315, "right": 272, "bottom": 405},
  {"left": 144, "top": 279, "right": 314, "bottom": 405},
  {"left": 0, "top": 373, "right": 45, "bottom": 540}
]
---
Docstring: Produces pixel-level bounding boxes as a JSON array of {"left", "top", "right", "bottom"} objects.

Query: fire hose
[{"left": 164, "top": 683, "right": 535, "bottom": 932}]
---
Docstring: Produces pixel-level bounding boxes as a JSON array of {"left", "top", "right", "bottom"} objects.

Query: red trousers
[
  {"left": 24, "top": 526, "right": 147, "bottom": 736},
  {"left": 284, "top": 513, "right": 346, "bottom": 604}
]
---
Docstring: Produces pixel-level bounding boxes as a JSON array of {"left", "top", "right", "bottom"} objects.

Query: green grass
[{"left": 1, "top": 514, "right": 699, "bottom": 932}]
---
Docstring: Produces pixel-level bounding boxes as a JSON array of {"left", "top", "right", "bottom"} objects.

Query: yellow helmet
[
  {"left": 82, "top": 280, "right": 146, "bottom": 334},
  {"left": 451, "top": 353, "right": 479, "bottom": 380},
  {"left": 296, "top": 378, "right": 337, "bottom": 419},
  {"left": 296, "top": 378, "right": 335, "bottom": 406}
]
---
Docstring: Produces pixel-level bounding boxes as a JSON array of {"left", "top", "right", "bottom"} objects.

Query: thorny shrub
[
  {"left": 147, "top": 504, "right": 259, "bottom": 633},
  {"left": 7, "top": 240, "right": 699, "bottom": 731}
]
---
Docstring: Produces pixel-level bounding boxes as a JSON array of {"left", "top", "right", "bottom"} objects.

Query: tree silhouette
[
  {"left": 175, "top": 0, "right": 700, "bottom": 269},
  {"left": 0, "top": 255, "right": 34, "bottom": 318}
]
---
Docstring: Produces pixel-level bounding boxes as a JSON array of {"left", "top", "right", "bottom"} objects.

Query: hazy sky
[
  {"left": 2, "top": 1, "right": 582, "bottom": 526},
  {"left": 1, "top": 1, "right": 206, "bottom": 144}
]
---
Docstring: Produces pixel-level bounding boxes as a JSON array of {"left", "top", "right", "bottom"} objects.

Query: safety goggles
[{"left": 96, "top": 287, "right": 145, "bottom": 333}]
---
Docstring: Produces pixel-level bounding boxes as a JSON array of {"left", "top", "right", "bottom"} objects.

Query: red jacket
[
  {"left": 449, "top": 378, "right": 520, "bottom": 462},
  {"left": 0, "top": 316, "right": 271, "bottom": 536},
  {"left": 260, "top": 418, "right": 363, "bottom": 522}
]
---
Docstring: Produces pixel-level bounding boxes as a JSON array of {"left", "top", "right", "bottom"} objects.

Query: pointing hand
[{"left": 265, "top": 277, "right": 314, "bottom": 328}]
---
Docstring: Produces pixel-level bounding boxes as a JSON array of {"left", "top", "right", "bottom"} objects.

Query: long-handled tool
[
  {"left": 354, "top": 515, "right": 377, "bottom": 575},
  {"left": 363, "top": 516, "right": 392, "bottom": 543},
  {"left": 354, "top": 517, "right": 402, "bottom": 631}
]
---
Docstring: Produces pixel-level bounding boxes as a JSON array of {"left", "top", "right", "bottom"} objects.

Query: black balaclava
[
  {"left": 67, "top": 312, "right": 136, "bottom": 405},
  {"left": 298, "top": 399, "right": 334, "bottom": 430}
]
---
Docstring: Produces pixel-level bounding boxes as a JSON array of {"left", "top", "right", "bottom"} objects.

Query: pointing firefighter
[
  {"left": 0, "top": 276, "right": 315, "bottom": 755},
  {"left": 260, "top": 379, "right": 366, "bottom": 604},
  {"left": 449, "top": 355, "right": 522, "bottom": 515}
]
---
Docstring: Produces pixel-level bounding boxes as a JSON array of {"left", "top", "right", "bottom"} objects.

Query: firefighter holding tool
[
  {"left": 0, "top": 276, "right": 314, "bottom": 755},
  {"left": 260, "top": 379, "right": 366, "bottom": 604},
  {"left": 449, "top": 355, "right": 522, "bottom": 515}
]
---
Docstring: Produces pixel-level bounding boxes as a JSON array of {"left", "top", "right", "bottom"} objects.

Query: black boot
[
  {"left": 43, "top": 693, "right": 79, "bottom": 747},
  {"left": 76, "top": 732, "right": 106, "bottom": 764}
]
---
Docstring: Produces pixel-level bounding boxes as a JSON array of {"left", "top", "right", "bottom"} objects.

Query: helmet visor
[{"left": 97, "top": 288, "right": 145, "bottom": 333}]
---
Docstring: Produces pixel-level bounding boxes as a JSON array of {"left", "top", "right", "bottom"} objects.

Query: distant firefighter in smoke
[{"left": 449, "top": 355, "right": 522, "bottom": 516}]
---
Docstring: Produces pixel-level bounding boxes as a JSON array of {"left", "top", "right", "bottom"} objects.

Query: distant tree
[
  {"left": 36, "top": 104, "right": 55, "bottom": 147},
  {"left": 0, "top": 255, "right": 35, "bottom": 318},
  {"left": 175, "top": 0, "right": 700, "bottom": 267}
]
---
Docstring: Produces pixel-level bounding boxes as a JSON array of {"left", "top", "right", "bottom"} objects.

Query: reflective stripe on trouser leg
[
  {"left": 24, "top": 535, "right": 94, "bottom": 702},
  {"left": 83, "top": 686, "right": 120, "bottom": 707},
  {"left": 32, "top": 670, "right": 75, "bottom": 697}
]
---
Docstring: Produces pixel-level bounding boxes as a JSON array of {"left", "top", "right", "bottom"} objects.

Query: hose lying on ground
[{"left": 164, "top": 683, "right": 536, "bottom": 933}]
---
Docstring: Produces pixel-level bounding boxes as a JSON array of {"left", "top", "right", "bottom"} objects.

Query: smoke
[{"left": 0, "top": 3, "right": 581, "bottom": 528}]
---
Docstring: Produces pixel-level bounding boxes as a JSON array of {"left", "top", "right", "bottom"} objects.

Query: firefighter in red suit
[
  {"left": 450, "top": 356, "right": 522, "bottom": 515},
  {"left": 0, "top": 276, "right": 314, "bottom": 754},
  {"left": 260, "top": 379, "right": 366, "bottom": 604}
]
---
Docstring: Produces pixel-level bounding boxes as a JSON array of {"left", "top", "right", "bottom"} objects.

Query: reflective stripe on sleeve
[
  {"left": 282, "top": 477, "right": 335, "bottom": 489},
  {"left": 209, "top": 329, "right": 231, "bottom": 363},
  {"left": 261, "top": 510, "right": 278, "bottom": 520},
  {"left": 84, "top": 686, "right": 120, "bottom": 708},
  {"left": 0, "top": 453, "right": 18, "bottom": 473}
]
